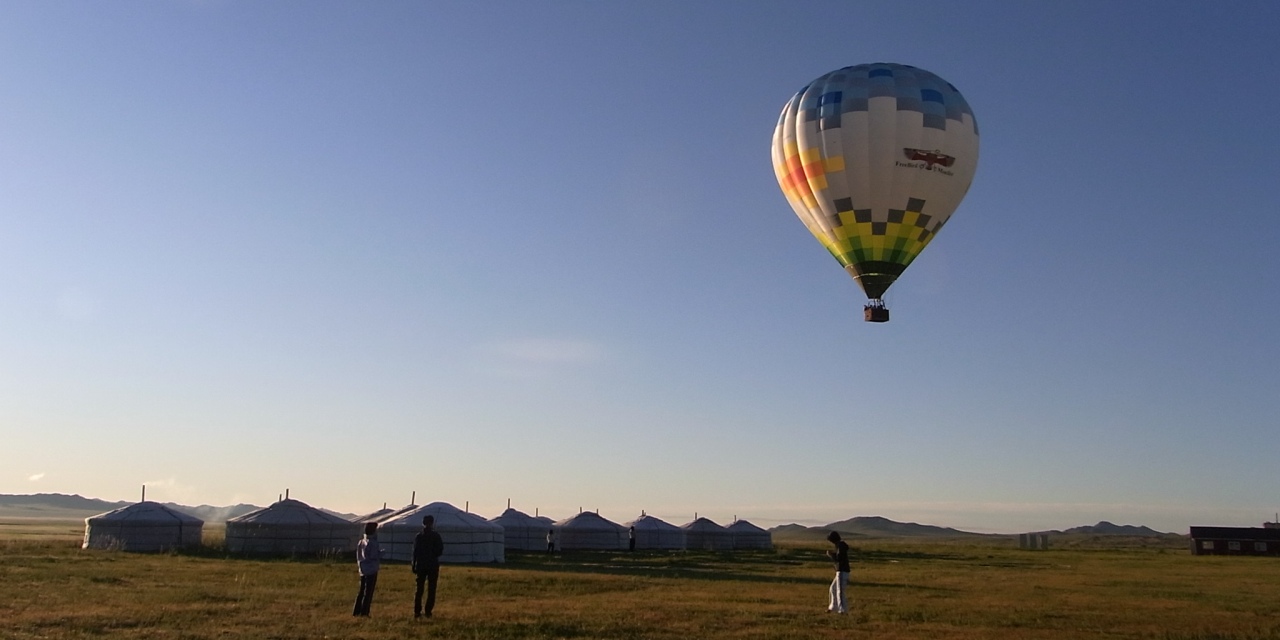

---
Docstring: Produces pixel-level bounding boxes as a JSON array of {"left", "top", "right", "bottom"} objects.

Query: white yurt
[
  {"left": 225, "top": 498, "right": 361, "bottom": 556},
  {"left": 356, "top": 492, "right": 420, "bottom": 523},
  {"left": 555, "top": 511, "right": 626, "bottom": 550},
  {"left": 624, "top": 513, "right": 685, "bottom": 550},
  {"left": 727, "top": 519, "right": 773, "bottom": 550},
  {"left": 681, "top": 517, "right": 734, "bottom": 551},
  {"left": 378, "top": 502, "right": 504, "bottom": 563},
  {"left": 490, "top": 507, "right": 551, "bottom": 551},
  {"left": 83, "top": 501, "right": 203, "bottom": 552},
  {"left": 353, "top": 504, "right": 395, "bottom": 523}
]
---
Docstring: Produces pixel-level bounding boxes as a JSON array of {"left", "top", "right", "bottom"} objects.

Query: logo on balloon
[
  {"left": 898, "top": 148, "right": 956, "bottom": 175},
  {"left": 902, "top": 148, "right": 955, "bottom": 168}
]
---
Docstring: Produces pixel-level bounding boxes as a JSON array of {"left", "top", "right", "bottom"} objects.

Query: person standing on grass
[
  {"left": 352, "top": 522, "right": 381, "bottom": 617},
  {"left": 412, "top": 515, "right": 445, "bottom": 618},
  {"left": 628, "top": 526, "right": 636, "bottom": 551},
  {"left": 546, "top": 528, "right": 555, "bottom": 554},
  {"left": 826, "top": 531, "right": 850, "bottom": 614}
]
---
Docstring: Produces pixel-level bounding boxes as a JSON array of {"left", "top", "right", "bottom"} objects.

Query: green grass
[{"left": 2, "top": 529, "right": 1279, "bottom": 639}]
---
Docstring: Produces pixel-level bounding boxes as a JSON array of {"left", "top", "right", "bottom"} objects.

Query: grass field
[{"left": 2, "top": 523, "right": 1279, "bottom": 639}]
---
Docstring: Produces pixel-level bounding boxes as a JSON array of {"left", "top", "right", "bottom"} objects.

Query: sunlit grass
[{"left": 2, "top": 532, "right": 1278, "bottom": 639}]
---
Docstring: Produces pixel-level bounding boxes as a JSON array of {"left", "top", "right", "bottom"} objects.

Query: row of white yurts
[
  {"left": 486, "top": 508, "right": 773, "bottom": 552},
  {"left": 361, "top": 504, "right": 772, "bottom": 554},
  {"left": 83, "top": 497, "right": 771, "bottom": 559}
]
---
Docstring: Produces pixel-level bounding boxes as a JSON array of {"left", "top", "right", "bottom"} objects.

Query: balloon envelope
[{"left": 771, "top": 63, "right": 979, "bottom": 300}]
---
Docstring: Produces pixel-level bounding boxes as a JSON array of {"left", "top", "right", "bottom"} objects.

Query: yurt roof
[
  {"left": 681, "top": 517, "right": 728, "bottom": 531},
  {"left": 625, "top": 514, "right": 681, "bottom": 531},
  {"left": 555, "top": 511, "right": 623, "bottom": 530},
  {"left": 86, "top": 501, "right": 203, "bottom": 525},
  {"left": 353, "top": 508, "right": 394, "bottom": 523},
  {"left": 380, "top": 501, "right": 501, "bottom": 531},
  {"left": 726, "top": 519, "right": 768, "bottom": 533},
  {"left": 227, "top": 498, "right": 352, "bottom": 525},
  {"left": 377, "top": 503, "right": 418, "bottom": 521},
  {"left": 490, "top": 508, "right": 546, "bottom": 528}
]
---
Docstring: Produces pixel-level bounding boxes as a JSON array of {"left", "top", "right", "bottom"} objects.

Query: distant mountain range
[
  {"left": 768, "top": 516, "right": 1176, "bottom": 539},
  {"left": 770, "top": 516, "right": 988, "bottom": 540},
  {"left": 1056, "top": 521, "right": 1168, "bottom": 536},
  {"left": 1, "top": 493, "right": 268, "bottom": 523}
]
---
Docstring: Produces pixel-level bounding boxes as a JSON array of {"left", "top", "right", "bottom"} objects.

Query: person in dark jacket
[
  {"left": 352, "top": 522, "right": 381, "bottom": 617},
  {"left": 825, "top": 531, "right": 850, "bottom": 614},
  {"left": 412, "top": 515, "right": 445, "bottom": 618}
]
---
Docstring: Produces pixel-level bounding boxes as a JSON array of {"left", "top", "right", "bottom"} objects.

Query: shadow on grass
[
  {"left": 148, "top": 545, "right": 1029, "bottom": 589},
  {"left": 477, "top": 549, "right": 958, "bottom": 590}
]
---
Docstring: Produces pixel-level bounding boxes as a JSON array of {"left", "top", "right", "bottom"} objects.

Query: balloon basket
[{"left": 863, "top": 302, "right": 889, "bottom": 323}]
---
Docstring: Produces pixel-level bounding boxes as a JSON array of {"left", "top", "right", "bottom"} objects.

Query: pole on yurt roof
[
  {"left": 285, "top": 488, "right": 290, "bottom": 500},
  {"left": 466, "top": 501, "right": 469, "bottom": 513},
  {"left": 508, "top": 498, "right": 511, "bottom": 509},
  {"left": 411, "top": 491, "right": 416, "bottom": 505},
  {"left": 141, "top": 485, "right": 146, "bottom": 502}
]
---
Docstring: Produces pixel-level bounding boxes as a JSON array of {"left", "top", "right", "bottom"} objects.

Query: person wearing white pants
[{"left": 826, "top": 531, "right": 850, "bottom": 614}]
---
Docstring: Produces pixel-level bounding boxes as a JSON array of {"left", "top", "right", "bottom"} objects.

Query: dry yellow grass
[{"left": 2, "top": 531, "right": 1278, "bottom": 639}]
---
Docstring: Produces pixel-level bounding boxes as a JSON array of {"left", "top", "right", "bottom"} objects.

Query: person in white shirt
[{"left": 352, "top": 522, "right": 382, "bottom": 616}]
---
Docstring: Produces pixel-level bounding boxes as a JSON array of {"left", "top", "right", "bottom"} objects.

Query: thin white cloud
[
  {"left": 27, "top": 473, "right": 45, "bottom": 482},
  {"left": 485, "top": 338, "right": 604, "bottom": 364},
  {"left": 474, "top": 338, "right": 606, "bottom": 378},
  {"left": 55, "top": 288, "right": 100, "bottom": 322},
  {"left": 141, "top": 477, "right": 198, "bottom": 502}
]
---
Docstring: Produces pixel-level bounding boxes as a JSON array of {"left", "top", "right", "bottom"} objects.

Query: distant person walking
[
  {"left": 826, "top": 531, "right": 850, "bottom": 614},
  {"left": 546, "top": 528, "right": 555, "bottom": 554},
  {"left": 352, "top": 522, "right": 381, "bottom": 617},
  {"left": 628, "top": 526, "right": 636, "bottom": 551},
  {"left": 412, "top": 515, "right": 445, "bottom": 618}
]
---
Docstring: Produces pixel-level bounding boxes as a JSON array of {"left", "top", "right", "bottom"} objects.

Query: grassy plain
[{"left": 2, "top": 524, "right": 1279, "bottom": 639}]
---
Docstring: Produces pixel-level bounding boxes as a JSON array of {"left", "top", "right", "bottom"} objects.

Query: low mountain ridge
[
  {"left": 768, "top": 516, "right": 983, "bottom": 540},
  {"left": 0, "top": 493, "right": 260, "bottom": 522},
  {"left": 0, "top": 493, "right": 127, "bottom": 511},
  {"left": 824, "top": 515, "right": 982, "bottom": 538},
  {"left": 769, "top": 517, "right": 1176, "bottom": 539},
  {"left": 1057, "top": 521, "right": 1170, "bottom": 536}
]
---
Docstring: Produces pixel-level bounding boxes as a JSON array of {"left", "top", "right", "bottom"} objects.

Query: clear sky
[{"left": 2, "top": 1, "right": 1277, "bottom": 534}]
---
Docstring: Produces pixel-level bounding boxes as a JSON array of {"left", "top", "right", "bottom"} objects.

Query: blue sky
[{"left": 2, "top": 1, "right": 1277, "bottom": 533}]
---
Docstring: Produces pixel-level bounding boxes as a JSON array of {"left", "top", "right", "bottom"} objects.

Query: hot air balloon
[{"left": 771, "top": 63, "right": 979, "bottom": 322}]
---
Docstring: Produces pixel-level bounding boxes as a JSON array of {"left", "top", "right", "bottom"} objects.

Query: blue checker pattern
[{"left": 798, "top": 63, "right": 977, "bottom": 133}]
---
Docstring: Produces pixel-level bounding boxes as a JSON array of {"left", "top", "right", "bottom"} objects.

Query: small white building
[
  {"left": 726, "top": 519, "right": 773, "bottom": 550},
  {"left": 624, "top": 514, "right": 685, "bottom": 550},
  {"left": 681, "top": 517, "right": 734, "bottom": 551},
  {"left": 225, "top": 498, "right": 361, "bottom": 556},
  {"left": 490, "top": 507, "right": 552, "bottom": 552},
  {"left": 555, "top": 511, "right": 626, "bottom": 550},
  {"left": 378, "top": 502, "right": 504, "bottom": 563},
  {"left": 83, "top": 501, "right": 203, "bottom": 552}
]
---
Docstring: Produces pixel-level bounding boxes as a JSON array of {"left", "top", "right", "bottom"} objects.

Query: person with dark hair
[
  {"left": 825, "top": 531, "right": 850, "bottom": 614},
  {"left": 352, "top": 522, "right": 381, "bottom": 617},
  {"left": 628, "top": 526, "right": 636, "bottom": 551},
  {"left": 546, "top": 528, "right": 555, "bottom": 554},
  {"left": 412, "top": 514, "right": 445, "bottom": 618}
]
